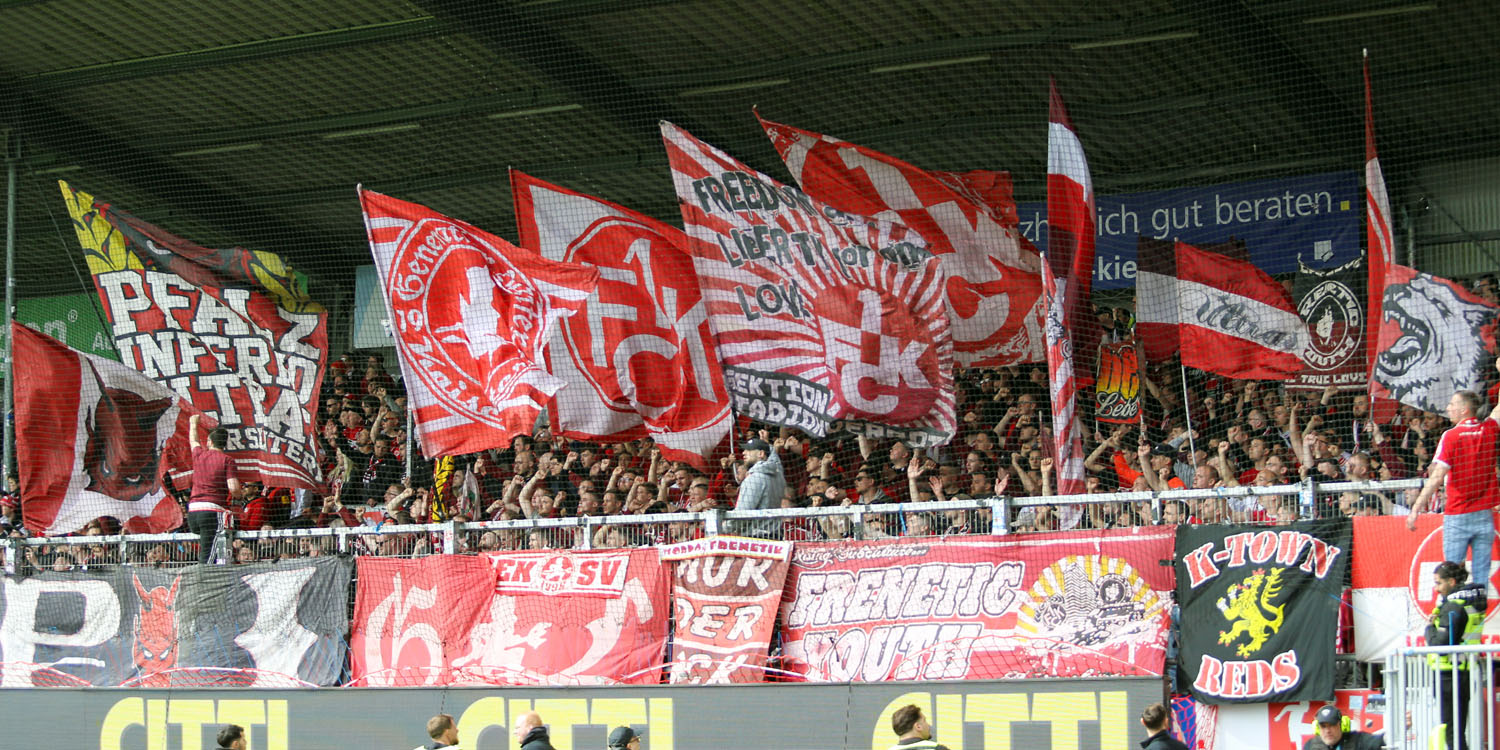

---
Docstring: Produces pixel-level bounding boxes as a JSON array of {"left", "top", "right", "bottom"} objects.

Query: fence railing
[
  {"left": 1385, "top": 644, "right": 1499, "bottom": 750},
  {"left": 1, "top": 477, "right": 1423, "bottom": 573}
]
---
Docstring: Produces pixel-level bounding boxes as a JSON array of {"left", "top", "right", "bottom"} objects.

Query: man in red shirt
[
  {"left": 1408, "top": 364, "right": 1500, "bottom": 585},
  {"left": 187, "top": 414, "right": 241, "bottom": 565}
]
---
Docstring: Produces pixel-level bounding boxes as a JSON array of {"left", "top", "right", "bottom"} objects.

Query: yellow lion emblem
[{"left": 1216, "top": 567, "right": 1286, "bottom": 658}]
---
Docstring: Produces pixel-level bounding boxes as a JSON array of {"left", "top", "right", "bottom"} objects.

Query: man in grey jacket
[{"left": 734, "top": 438, "right": 785, "bottom": 538}]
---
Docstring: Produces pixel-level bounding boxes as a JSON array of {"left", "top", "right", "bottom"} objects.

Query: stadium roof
[{"left": 0, "top": 0, "right": 1494, "bottom": 296}]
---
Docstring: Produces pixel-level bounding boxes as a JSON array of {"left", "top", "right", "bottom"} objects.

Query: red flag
[
  {"left": 755, "top": 112, "right": 1046, "bottom": 367},
  {"left": 1043, "top": 82, "right": 1097, "bottom": 495},
  {"left": 60, "top": 182, "right": 327, "bottom": 490},
  {"left": 658, "top": 537, "right": 791, "bottom": 683},
  {"left": 511, "top": 171, "right": 732, "bottom": 468},
  {"left": 1136, "top": 240, "right": 1309, "bottom": 380},
  {"left": 1364, "top": 54, "right": 1399, "bottom": 424},
  {"left": 661, "top": 121, "right": 956, "bottom": 448},
  {"left": 359, "top": 189, "right": 599, "bottom": 457},
  {"left": 14, "top": 323, "right": 208, "bottom": 534}
]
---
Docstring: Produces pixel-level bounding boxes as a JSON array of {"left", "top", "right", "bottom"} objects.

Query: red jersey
[
  {"left": 1432, "top": 416, "right": 1500, "bottom": 514},
  {"left": 188, "top": 446, "right": 235, "bottom": 512}
]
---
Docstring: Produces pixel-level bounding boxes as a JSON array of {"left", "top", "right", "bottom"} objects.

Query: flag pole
[
  {"left": 2, "top": 138, "right": 15, "bottom": 480},
  {"left": 1178, "top": 362, "right": 1198, "bottom": 472}
]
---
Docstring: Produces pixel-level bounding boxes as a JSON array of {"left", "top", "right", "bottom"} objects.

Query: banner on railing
[
  {"left": 351, "top": 549, "right": 668, "bottom": 686},
  {"left": 1176, "top": 518, "right": 1351, "bottom": 703},
  {"left": 0, "top": 556, "right": 350, "bottom": 687},
  {"left": 59, "top": 182, "right": 329, "bottom": 489},
  {"left": 1350, "top": 514, "right": 1500, "bottom": 661},
  {"left": 660, "top": 536, "right": 791, "bottom": 684},
  {"left": 779, "top": 527, "right": 1174, "bottom": 682}
]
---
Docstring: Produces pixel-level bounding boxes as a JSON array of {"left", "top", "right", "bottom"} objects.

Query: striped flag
[
  {"left": 1043, "top": 82, "right": 1097, "bottom": 496},
  {"left": 1136, "top": 239, "right": 1309, "bottom": 380}
]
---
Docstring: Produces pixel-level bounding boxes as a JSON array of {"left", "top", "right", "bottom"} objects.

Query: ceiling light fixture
[
  {"left": 488, "top": 103, "right": 583, "bottom": 119},
  {"left": 869, "top": 55, "right": 991, "bottom": 74},
  {"left": 170, "top": 142, "right": 263, "bottom": 157},
  {"left": 1303, "top": 3, "right": 1436, "bottom": 24},
  {"left": 322, "top": 123, "right": 421, "bottom": 140},
  {"left": 1070, "top": 31, "right": 1198, "bottom": 50},
  {"left": 680, "top": 79, "right": 790, "bottom": 97}
]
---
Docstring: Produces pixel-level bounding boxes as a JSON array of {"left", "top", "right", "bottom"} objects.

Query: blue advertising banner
[{"left": 1019, "top": 172, "right": 1362, "bottom": 290}]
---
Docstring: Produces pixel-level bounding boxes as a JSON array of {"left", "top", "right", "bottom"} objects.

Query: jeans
[
  {"left": 1443, "top": 510, "right": 1495, "bottom": 586},
  {"left": 187, "top": 510, "right": 221, "bottom": 565}
]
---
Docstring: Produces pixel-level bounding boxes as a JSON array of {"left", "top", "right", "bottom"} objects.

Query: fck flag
[
  {"left": 1136, "top": 238, "right": 1310, "bottom": 380},
  {"left": 756, "top": 112, "right": 1046, "bottom": 367},
  {"left": 60, "top": 182, "right": 327, "bottom": 490},
  {"left": 359, "top": 189, "right": 599, "bottom": 458},
  {"left": 662, "top": 121, "right": 955, "bottom": 447},
  {"left": 1043, "top": 83, "right": 1098, "bottom": 495},
  {"left": 512, "top": 171, "right": 732, "bottom": 467},
  {"left": 14, "top": 323, "right": 207, "bottom": 535}
]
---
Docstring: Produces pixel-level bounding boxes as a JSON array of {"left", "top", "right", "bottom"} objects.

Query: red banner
[
  {"left": 1350, "top": 514, "right": 1500, "bottom": 661},
  {"left": 359, "top": 189, "right": 599, "bottom": 457},
  {"left": 14, "top": 324, "right": 207, "bottom": 534},
  {"left": 61, "top": 182, "right": 327, "bottom": 489},
  {"left": 756, "top": 112, "right": 1045, "bottom": 368},
  {"left": 659, "top": 536, "right": 791, "bottom": 683},
  {"left": 779, "top": 528, "right": 1174, "bottom": 682},
  {"left": 661, "top": 121, "right": 955, "bottom": 448},
  {"left": 512, "top": 171, "right": 732, "bottom": 467},
  {"left": 351, "top": 551, "right": 668, "bottom": 686}
]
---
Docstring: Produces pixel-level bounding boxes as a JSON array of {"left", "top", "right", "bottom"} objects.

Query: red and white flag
[
  {"left": 359, "top": 189, "right": 599, "bottom": 457},
  {"left": 755, "top": 112, "right": 1045, "bottom": 367},
  {"left": 1043, "top": 83, "right": 1097, "bottom": 495},
  {"left": 1136, "top": 239, "right": 1309, "bottom": 380},
  {"left": 511, "top": 171, "right": 732, "bottom": 467},
  {"left": 1363, "top": 59, "right": 1498, "bottom": 414},
  {"left": 14, "top": 323, "right": 207, "bottom": 535},
  {"left": 60, "top": 182, "right": 327, "bottom": 490},
  {"left": 662, "top": 121, "right": 956, "bottom": 448}
]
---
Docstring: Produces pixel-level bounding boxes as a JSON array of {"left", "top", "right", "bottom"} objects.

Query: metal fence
[
  {"left": 1, "top": 477, "right": 1422, "bottom": 573},
  {"left": 1385, "top": 644, "right": 1499, "bottom": 750}
]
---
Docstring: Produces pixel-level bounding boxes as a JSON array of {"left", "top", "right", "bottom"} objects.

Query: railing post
[
  {"left": 1299, "top": 476, "right": 1316, "bottom": 519},
  {"left": 580, "top": 518, "right": 594, "bottom": 550},
  {"left": 990, "top": 496, "right": 1009, "bottom": 536},
  {"left": 704, "top": 509, "right": 724, "bottom": 537},
  {"left": 442, "top": 519, "right": 458, "bottom": 555}
]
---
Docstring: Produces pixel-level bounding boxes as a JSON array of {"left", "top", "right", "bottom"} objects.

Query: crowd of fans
[{"left": 4, "top": 276, "right": 1498, "bottom": 570}]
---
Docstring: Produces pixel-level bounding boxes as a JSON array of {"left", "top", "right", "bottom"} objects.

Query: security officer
[
  {"left": 1300, "top": 706, "right": 1381, "bottom": 750},
  {"left": 1426, "top": 560, "right": 1486, "bottom": 750}
]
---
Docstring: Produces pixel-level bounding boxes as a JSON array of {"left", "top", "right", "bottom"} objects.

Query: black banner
[
  {"left": 1175, "top": 518, "right": 1351, "bottom": 704},
  {"left": 1291, "top": 255, "right": 1365, "bottom": 390},
  {"left": 0, "top": 557, "right": 350, "bottom": 687}
]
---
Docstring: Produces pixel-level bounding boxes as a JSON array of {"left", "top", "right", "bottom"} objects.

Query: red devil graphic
[
  {"left": 132, "top": 574, "right": 182, "bottom": 680},
  {"left": 82, "top": 365, "right": 172, "bottom": 502}
]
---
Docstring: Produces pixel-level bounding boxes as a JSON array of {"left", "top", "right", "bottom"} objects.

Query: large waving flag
[
  {"left": 661, "top": 121, "right": 955, "bottom": 448},
  {"left": 60, "top": 182, "right": 326, "bottom": 490},
  {"left": 1043, "top": 82, "right": 1097, "bottom": 496},
  {"left": 359, "top": 189, "right": 599, "bottom": 457},
  {"left": 512, "top": 171, "right": 732, "bottom": 467},
  {"left": 1136, "top": 239, "right": 1309, "bottom": 380},
  {"left": 1364, "top": 57, "right": 1499, "bottom": 414},
  {"left": 14, "top": 323, "right": 209, "bottom": 534},
  {"left": 755, "top": 112, "right": 1045, "bottom": 367}
]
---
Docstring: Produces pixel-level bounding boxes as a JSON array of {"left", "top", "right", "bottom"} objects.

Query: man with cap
[
  {"left": 733, "top": 437, "right": 785, "bottom": 538},
  {"left": 1135, "top": 442, "right": 1187, "bottom": 493},
  {"left": 1300, "top": 705, "right": 1381, "bottom": 750},
  {"left": 606, "top": 726, "right": 642, "bottom": 750}
]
